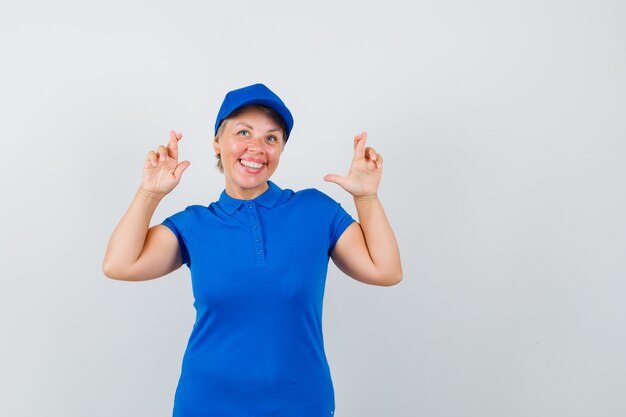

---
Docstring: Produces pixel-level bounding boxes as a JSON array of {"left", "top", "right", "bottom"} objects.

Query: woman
[{"left": 102, "top": 83, "right": 402, "bottom": 417}]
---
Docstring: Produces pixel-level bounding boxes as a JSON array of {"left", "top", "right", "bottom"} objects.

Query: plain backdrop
[{"left": 1, "top": 0, "right": 625, "bottom": 416}]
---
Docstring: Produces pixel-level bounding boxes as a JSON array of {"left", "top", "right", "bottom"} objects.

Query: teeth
[{"left": 240, "top": 159, "right": 263, "bottom": 169}]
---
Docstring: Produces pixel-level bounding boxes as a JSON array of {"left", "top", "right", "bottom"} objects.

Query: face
[{"left": 213, "top": 106, "right": 285, "bottom": 200}]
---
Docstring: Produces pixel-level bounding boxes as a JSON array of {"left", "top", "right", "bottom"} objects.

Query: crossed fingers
[
  {"left": 352, "top": 132, "right": 382, "bottom": 170},
  {"left": 146, "top": 131, "right": 182, "bottom": 167},
  {"left": 365, "top": 146, "right": 382, "bottom": 169}
]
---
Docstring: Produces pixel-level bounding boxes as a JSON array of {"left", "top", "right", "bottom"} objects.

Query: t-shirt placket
[{"left": 246, "top": 202, "right": 266, "bottom": 265}]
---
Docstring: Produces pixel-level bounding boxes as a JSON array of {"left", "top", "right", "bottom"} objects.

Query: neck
[{"left": 225, "top": 181, "right": 270, "bottom": 200}]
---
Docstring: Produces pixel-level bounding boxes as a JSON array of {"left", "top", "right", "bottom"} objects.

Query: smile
[{"left": 240, "top": 159, "right": 265, "bottom": 169}]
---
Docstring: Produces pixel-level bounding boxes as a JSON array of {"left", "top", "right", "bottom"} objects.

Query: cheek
[
  {"left": 269, "top": 148, "right": 282, "bottom": 162},
  {"left": 223, "top": 142, "right": 244, "bottom": 157}
]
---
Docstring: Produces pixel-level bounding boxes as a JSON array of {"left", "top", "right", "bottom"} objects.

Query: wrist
[
  {"left": 137, "top": 187, "right": 166, "bottom": 202},
  {"left": 353, "top": 193, "right": 378, "bottom": 203}
]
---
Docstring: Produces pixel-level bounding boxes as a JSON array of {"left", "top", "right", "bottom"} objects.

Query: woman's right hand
[{"left": 140, "top": 130, "right": 190, "bottom": 198}]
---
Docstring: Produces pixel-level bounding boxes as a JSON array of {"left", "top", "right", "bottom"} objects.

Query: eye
[
  {"left": 267, "top": 135, "right": 278, "bottom": 142},
  {"left": 238, "top": 130, "right": 250, "bottom": 137}
]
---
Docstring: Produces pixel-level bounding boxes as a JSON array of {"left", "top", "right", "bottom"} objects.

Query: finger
[
  {"left": 173, "top": 160, "right": 190, "bottom": 182},
  {"left": 365, "top": 147, "right": 377, "bottom": 161},
  {"left": 146, "top": 150, "right": 157, "bottom": 167},
  {"left": 168, "top": 131, "right": 179, "bottom": 160},
  {"left": 375, "top": 153, "right": 383, "bottom": 169},
  {"left": 323, "top": 173, "right": 349, "bottom": 189},
  {"left": 157, "top": 145, "right": 168, "bottom": 161},
  {"left": 352, "top": 132, "right": 367, "bottom": 161}
]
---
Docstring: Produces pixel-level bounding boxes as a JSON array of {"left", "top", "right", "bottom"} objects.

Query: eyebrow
[{"left": 234, "top": 122, "right": 281, "bottom": 133}]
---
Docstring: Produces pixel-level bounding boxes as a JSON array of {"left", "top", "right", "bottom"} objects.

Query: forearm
[
  {"left": 353, "top": 195, "right": 402, "bottom": 282},
  {"left": 102, "top": 188, "right": 163, "bottom": 277}
]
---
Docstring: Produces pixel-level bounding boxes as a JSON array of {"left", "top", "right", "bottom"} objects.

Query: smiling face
[{"left": 213, "top": 105, "right": 286, "bottom": 200}]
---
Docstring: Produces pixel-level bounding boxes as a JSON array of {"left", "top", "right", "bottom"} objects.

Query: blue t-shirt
[{"left": 161, "top": 181, "right": 355, "bottom": 417}]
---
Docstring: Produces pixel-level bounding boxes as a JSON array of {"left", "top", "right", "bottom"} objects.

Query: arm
[
  {"left": 325, "top": 132, "right": 402, "bottom": 286},
  {"left": 102, "top": 131, "right": 190, "bottom": 281}
]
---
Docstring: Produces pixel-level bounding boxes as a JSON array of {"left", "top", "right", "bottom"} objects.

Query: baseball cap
[{"left": 214, "top": 83, "right": 294, "bottom": 139}]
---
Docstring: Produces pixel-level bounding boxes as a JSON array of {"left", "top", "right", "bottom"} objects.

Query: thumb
[
  {"left": 324, "top": 173, "right": 349, "bottom": 189},
  {"left": 173, "top": 160, "right": 190, "bottom": 182}
]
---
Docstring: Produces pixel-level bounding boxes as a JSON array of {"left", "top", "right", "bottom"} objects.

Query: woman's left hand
[{"left": 324, "top": 132, "right": 382, "bottom": 199}]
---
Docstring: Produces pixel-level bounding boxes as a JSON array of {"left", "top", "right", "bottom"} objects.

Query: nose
[{"left": 247, "top": 134, "right": 265, "bottom": 151}]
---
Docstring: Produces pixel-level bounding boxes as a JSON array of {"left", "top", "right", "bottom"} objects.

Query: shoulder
[
  {"left": 169, "top": 204, "right": 209, "bottom": 218},
  {"left": 271, "top": 182, "right": 347, "bottom": 214},
  {"left": 289, "top": 187, "right": 352, "bottom": 221},
  {"left": 292, "top": 187, "right": 338, "bottom": 206},
  {"left": 162, "top": 204, "right": 211, "bottom": 231}
]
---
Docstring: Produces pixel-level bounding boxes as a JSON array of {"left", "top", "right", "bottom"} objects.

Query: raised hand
[
  {"left": 324, "top": 132, "right": 382, "bottom": 199},
  {"left": 140, "top": 130, "right": 190, "bottom": 198}
]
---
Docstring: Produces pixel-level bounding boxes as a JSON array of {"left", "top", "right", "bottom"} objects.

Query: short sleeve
[
  {"left": 328, "top": 200, "right": 355, "bottom": 252},
  {"left": 161, "top": 208, "right": 192, "bottom": 267},
  {"left": 297, "top": 189, "right": 356, "bottom": 253},
  {"left": 301, "top": 189, "right": 355, "bottom": 253}
]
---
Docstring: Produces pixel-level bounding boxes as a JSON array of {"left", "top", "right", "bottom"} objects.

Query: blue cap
[{"left": 214, "top": 83, "right": 294, "bottom": 139}]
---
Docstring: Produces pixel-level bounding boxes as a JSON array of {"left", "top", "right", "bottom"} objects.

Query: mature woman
[{"left": 102, "top": 83, "right": 402, "bottom": 417}]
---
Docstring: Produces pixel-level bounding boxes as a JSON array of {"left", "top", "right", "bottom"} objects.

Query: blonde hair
[{"left": 214, "top": 104, "right": 289, "bottom": 173}]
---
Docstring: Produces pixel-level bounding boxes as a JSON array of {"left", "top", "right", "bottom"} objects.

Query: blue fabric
[{"left": 161, "top": 181, "right": 354, "bottom": 417}]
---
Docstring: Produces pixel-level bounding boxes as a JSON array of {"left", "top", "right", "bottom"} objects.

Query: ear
[{"left": 213, "top": 136, "right": 220, "bottom": 155}]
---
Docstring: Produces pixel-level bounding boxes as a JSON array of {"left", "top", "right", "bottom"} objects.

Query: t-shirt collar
[{"left": 218, "top": 180, "right": 283, "bottom": 215}]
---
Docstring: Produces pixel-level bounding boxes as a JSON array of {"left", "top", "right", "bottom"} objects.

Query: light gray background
[{"left": 1, "top": 0, "right": 625, "bottom": 416}]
